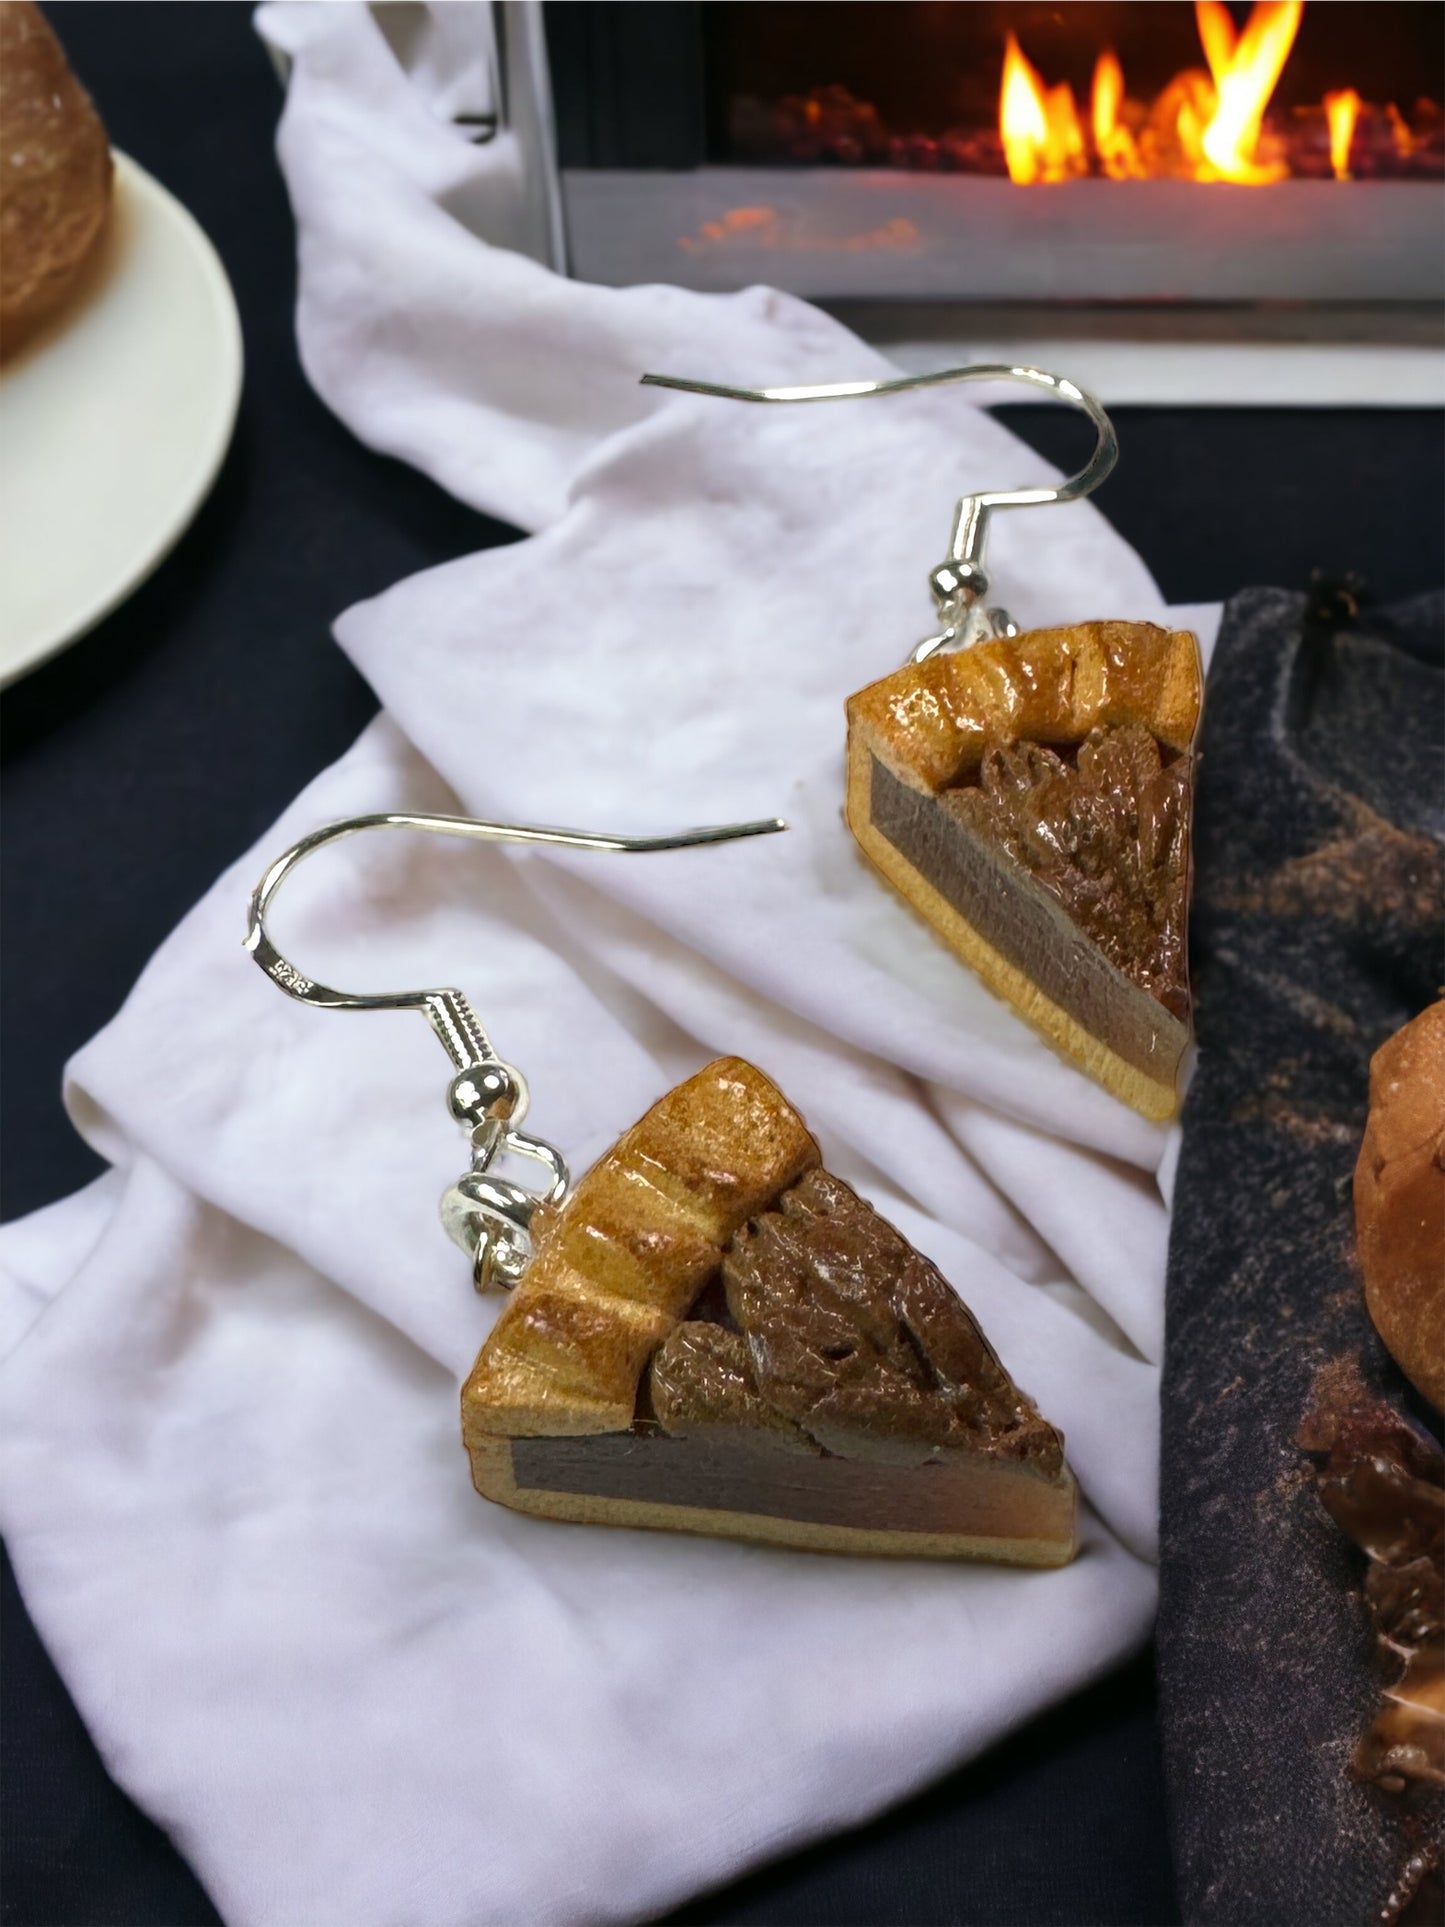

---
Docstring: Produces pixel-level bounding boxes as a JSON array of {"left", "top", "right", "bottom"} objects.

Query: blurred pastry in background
[
  {"left": 1355, "top": 997, "right": 1445, "bottom": 1414},
  {"left": 0, "top": 0, "right": 112, "bottom": 358}
]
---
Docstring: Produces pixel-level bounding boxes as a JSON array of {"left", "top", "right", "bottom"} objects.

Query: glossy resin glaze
[
  {"left": 846, "top": 621, "right": 1202, "bottom": 1120},
  {"left": 462, "top": 1059, "right": 1075, "bottom": 1563}
]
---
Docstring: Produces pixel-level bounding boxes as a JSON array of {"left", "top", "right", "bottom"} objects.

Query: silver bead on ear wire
[
  {"left": 245, "top": 808, "right": 785, "bottom": 1292},
  {"left": 640, "top": 362, "right": 1117, "bottom": 663}
]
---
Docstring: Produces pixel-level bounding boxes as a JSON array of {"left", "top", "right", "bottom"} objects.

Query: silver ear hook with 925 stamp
[{"left": 244, "top": 808, "right": 785, "bottom": 1291}]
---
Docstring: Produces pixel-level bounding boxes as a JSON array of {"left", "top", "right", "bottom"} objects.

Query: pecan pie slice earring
[
  {"left": 246, "top": 807, "right": 1076, "bottom": 1565},
  {"left": 643, "top": 365, "right": 1203, "bottom": 1122}
]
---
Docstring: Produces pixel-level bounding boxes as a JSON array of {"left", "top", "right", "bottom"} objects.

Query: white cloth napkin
[{"left": 0, "top": 7, "right": 1221, "bottom": 1923}]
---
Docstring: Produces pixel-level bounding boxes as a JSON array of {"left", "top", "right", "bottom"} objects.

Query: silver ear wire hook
[
  {"left": 244, "top": 808, "right": 785, "bottom": 1291},
  {"left": 641, "top": 363, "right": 1117, "bottom": 664}
]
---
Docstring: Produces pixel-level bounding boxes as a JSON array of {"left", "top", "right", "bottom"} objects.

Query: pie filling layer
[
  {"left": 511, "top": 1167, "right": 1070, "bottom": 1545},
  {"left": 945, "top": 723, "right": 1191, "bottom": 1021},
  {"left": 510, "top": 1432, "right": 1073, "bottom": 1542},
  {"left": 869, "top": 728, "right": 1192, "bottom": 1082}
]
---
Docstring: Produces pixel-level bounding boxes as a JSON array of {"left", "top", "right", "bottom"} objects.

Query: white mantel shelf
[{"left": 835, "top": 302, "right": 1445, "bottom": 409}]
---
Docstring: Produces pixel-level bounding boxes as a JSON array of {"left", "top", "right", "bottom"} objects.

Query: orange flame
[
  {"left": 1196, "top": 0, "right": 1237, "bottom": 90},
  {"left": 1091, "top": 50, "right": 1143, "bottom": 180},
  {"left": 1000, "top": 32, "right": 1087, "bottom": 184},
  {"left": 1199, "top": 0, "right": 1303, "bottom": 181},
  {"left": 1000, "top": 33, "right": 1047, "bottom": 183},
  {"left": 1324, "top": 88, "right": 1361, "bottom": 179},
  {"left": 1001, "top": 0, "right": 1322, "bottom": 185},
  {"left": 1387, "top": 101, "right": 1416, "bottom": 159}
]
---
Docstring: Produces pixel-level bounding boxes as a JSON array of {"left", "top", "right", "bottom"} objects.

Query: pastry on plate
[
  {"left": 846, "top": 621, "right": 1203, "bottom": 1121},
  {"left": 0, "top": 1, "right": 113, "bottom": 358},
  {"left": 463, "top": 1058, "right": 1076, "bottom": 1565}
]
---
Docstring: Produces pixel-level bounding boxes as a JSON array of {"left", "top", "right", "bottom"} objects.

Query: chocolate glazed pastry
[
  {"left": 1157, "top": 585, "right": 1445, "bottom": 1927},
  {"left": 1301, "top": 1367, "right": 1444, "bottom": 1807}
]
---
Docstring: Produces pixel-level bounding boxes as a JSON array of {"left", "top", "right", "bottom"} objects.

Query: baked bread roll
[
  {"left": 1354, "top": 999, "right": 1445, "bottom": 1412},
  {"left": 0, "top": 1, "right": 112, "bottom": 357}
]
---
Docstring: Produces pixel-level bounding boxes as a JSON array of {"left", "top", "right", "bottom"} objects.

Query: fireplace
[{"left": 544, "top": 1, "right": 1444, "bottom": 301}]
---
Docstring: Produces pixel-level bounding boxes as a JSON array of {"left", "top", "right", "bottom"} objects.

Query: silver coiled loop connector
[{"left": 438, "top": 1055, "right": 568, "bottom": 1293}]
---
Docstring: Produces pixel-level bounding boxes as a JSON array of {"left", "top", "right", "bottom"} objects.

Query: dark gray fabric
[{"left": 1158, "top": 585, "right": 1445, "bottom": 1926}]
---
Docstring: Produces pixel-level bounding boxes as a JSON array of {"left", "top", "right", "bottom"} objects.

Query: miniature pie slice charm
[
  {"left": 463, "top": 1058, "right": 1075, "bottom": 1564},
  {"left": 846, "top": 621, "right": 1203, "bottom": 1121}
]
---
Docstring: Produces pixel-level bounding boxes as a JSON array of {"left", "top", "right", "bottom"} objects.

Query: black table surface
[{"left": 2, "top": 8, "right": 1441, "bottom": 1925}]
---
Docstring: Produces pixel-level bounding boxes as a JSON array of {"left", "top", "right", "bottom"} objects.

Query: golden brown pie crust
[{"left": 463, "top": 1060, "right": 820, "bottom": 1440}]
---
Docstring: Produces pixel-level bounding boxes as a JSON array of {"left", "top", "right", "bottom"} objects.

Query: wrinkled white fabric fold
[
  {"left": 2, "top": 1154, "right": 1157, "bottom": 1927},
  {"left": 1, "top": 5, "right": 1219, "bottom": 1923}
]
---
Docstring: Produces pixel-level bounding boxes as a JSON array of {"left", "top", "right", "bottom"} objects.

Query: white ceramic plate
[{"left": 0, "top": 151, "right": 243, "bottom": 687}]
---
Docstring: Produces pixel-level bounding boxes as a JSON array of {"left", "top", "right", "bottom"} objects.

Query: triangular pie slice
[
  {"left": 462, "top": 1059, "right": 1075, "bottom": 1565},
  {"left": 846, "top": 621, "right": 1203, "bottom": 1121}
]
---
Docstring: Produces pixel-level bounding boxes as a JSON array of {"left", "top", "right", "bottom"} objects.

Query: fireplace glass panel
[
  {"left": 546, "top": 2, "right": 1445, "bottom": 301},
  {"left": 702, "top": 2, "right": 1443, "bottom": 180}
]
